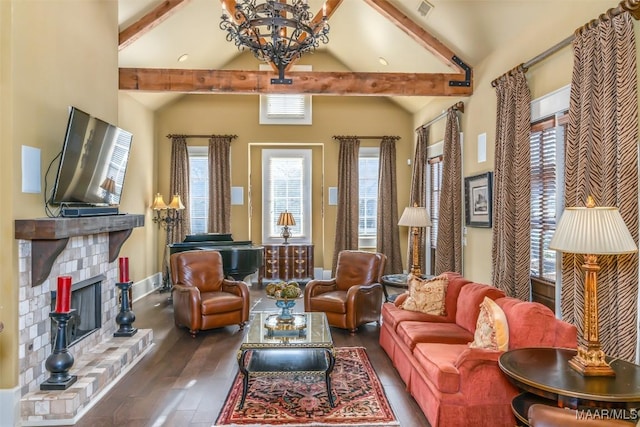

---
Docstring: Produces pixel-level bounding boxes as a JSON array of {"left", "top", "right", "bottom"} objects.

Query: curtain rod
[
  {"left": 166, "top": 134, "right": 238, "bottom": 139},
  {"left": 332, "top": 135, "right": 401, "bottom": 141},
  {"left": 415, "top": 101, "right": 465, "bottom": 132},
  {"left": 491, "top": 0, "right": 639, "bottom": 87}
]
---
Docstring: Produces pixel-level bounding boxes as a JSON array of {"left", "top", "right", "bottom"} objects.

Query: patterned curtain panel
[
  {"left": 376, "top": 137, "right": 402, "bottom": 275},
  {"left": 435, "top": 110, "right": 463, "bottom": 274},
  {"left": 408, "top": 127, "right": 429, "bottom": 274},
  {"left": 332, "top": 137, "right": 360, "bottom": 274},
  {"left": 208, "top": 136, "right": 232, "bottom": 233},
  {"left": 491, "top": 68, "right": 531, "bottom": 300},
  {"left": 169, "top": 136, "right": 190, "bottom": 244},
  {"left": 562, "top": 12, "right": 639, "bottom": 362}
]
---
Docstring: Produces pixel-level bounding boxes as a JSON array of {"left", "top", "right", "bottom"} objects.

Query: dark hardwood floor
[{"left": 73, "top": 286, "right": 430, "bottom": 427}]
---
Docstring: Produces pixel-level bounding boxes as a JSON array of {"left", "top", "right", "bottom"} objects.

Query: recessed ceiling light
[
  {"left": 378, "top": 57, "right": 388, "bottom": 66},
  {"left": 178, "top": 54, "right": 189, "bottom": 63}
]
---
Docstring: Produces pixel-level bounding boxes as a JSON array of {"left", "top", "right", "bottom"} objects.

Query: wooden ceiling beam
[
  {"left": 119, "top": 0, "right": 191, "bottom": 51},
  {"left": 119, "top": 68, "right": 473, "bottom": 96},
  {"left": 363, "top": 0, "right": 464, "bottom": 73}
]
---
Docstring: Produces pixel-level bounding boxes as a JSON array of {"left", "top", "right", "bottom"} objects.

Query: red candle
[
  {"left": 119, "top": 257, "right": 130, "bottom": 283},
  {"left": 55, "top": 276, "right": 72, "bottom": 313}
]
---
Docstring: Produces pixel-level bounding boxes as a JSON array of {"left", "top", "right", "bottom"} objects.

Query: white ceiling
[{"left": 118, "top": 0, "right": 617, "bottom": 113}]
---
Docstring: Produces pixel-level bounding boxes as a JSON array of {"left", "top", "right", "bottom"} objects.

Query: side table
[
  {"left": 499, "top": 347, "right": 640, "bottom": 426},
  {"left": 380, "top": 274, "right": 432, "bottom": 302}
]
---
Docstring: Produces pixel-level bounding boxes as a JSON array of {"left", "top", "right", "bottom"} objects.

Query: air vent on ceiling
[{"left": 417, "top": 0, "right": 434, "bottom": 18}]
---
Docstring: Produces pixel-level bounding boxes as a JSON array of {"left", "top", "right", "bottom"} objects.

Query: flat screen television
[{"left": 49, "top": 107, "right": 133, "bottom": 207}]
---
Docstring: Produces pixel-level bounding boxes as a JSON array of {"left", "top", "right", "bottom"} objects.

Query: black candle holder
[
  {"left": 114, "top": 281, "right": 137, "bottom": 337},
  {"left": 41, "top": 310, "right": 77, "bottom": 390}
]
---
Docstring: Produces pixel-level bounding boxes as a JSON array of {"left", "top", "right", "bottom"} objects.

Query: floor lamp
[
  {"left": 151, "top": 193, "right": 185, "bottom": 293},
  {"left": 549, "top": 196, "right": 637, "bottom": 376},
  {"left": 398, "top": 205, "right": 432, "bottom": 276}
]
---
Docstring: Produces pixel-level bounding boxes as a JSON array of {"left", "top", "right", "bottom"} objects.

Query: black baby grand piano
[{"left": 168, "top": 233, "right": 264, "bottom": 281}]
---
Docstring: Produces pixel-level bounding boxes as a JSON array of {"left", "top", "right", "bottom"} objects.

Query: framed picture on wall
[{"left": 464, "top": 172, "right": 493, "bottom": 228}]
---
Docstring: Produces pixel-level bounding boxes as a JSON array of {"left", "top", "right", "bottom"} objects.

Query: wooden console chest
[{"left": 259, "top": 244, "right": 314, "bottom": 284}]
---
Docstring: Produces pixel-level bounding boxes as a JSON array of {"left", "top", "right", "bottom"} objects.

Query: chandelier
[{"left": 220, "top": 0, "right": 330, "bottom": 84}]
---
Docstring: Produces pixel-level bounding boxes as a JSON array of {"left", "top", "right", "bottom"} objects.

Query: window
[
  {"left": 530, "top": 112, "right": 567, "bottom": 283},
  {"left": 262, "top": 149, "right": 312, "bottom": 243},
  {"left": 259, "top": 65, "right": 312, "bottom": 125},
  {"left": 529, "top": 85, "right": 570, "bottom": 291},
  {"left": 359, "top": 147, "right": 379, "bottom": 248},
  {"left": 428, "top": 155, "right": 444, "bottom": 249},
  {"left": 425, "top": 140, "right": 444, "bottom": 275},
  {"left": 188, "top": 146, "right": 209, "bottom": 234}
]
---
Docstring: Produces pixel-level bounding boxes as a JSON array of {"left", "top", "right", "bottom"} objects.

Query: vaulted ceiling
[{"left": 118, "top": 0, "right": 616, "bottom": 113}]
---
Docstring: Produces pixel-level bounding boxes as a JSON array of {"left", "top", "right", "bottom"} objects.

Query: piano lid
[{"left": 183, "top": 233, "right": 233, "bottom": 243}]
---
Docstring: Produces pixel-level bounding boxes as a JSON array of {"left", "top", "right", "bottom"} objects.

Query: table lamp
[
  {"left": 398, "top": 205, "right": 432, "bottom": 276},
  {"left": 100, "top": 177, "right": 116, "bottom": 204},
  {"left": 277, "top": 211, "right": 296, "bottom": 244},
  {"left": 549, "top": 196, "right": 637, "bottom": 376}
]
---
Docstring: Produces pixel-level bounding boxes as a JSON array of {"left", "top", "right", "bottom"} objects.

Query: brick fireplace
[{"left": 14, "top": 214, "right": 151, "bottom": 425}]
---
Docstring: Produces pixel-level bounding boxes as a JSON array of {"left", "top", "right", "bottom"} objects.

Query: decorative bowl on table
[{"left": 265, "top": 281, "right": 302, "bottom": 322}]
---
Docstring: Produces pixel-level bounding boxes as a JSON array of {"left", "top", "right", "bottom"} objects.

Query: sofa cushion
[
  {"left": 382, "top": 302, "right": 450, "bottom": 331},
  {"left": 495, "top": 297, "right": 560, "bottom": 348},
  {"left": 469, "top": 297, "right": 509, "bottom": 351},
  {"left": 438, "top": 272, "right": 472, "bottom": 321},
  {"left": 455, "top": 282, "right": 505, "bottom": 333},
  {"left": 413, "top": 343, "right": 469, "bottom": 394},
  {"left": 397, "top": 321, "right": 474, "bottom": 350},
  {"left": 402, "top": 275, "right": 448, "bottom": 315}
]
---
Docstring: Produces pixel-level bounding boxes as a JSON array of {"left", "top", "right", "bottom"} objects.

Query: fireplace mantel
[{"left": 15, "top": 214, "right": 145, "bottom": 285}]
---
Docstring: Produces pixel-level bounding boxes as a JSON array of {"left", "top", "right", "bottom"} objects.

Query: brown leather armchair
[
  {"left": 528, "top": 404, "right": 636, "bottom": 427},
  {"left": 170, "top": 250, "right": 250, "bottom": 337},
  {"left": 304, "top": 250, "right": 386, "bottom": 333}
]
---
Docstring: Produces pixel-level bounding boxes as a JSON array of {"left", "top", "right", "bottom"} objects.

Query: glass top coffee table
[{"left": 237, "top": 311, "right": 336, "bottom": 409}]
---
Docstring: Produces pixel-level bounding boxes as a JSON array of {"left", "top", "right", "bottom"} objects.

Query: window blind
[{"left": 530, "top": 113, "right": 567, "bottom": 283}]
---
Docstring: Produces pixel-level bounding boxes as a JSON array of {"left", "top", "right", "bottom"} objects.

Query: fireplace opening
[{"left": 51, "top": 274, "right": 104, "bottom": 347}]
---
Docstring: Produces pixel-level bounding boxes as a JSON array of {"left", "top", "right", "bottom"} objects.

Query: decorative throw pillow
[
  {"left": 401, "top": 274, "right": 448, "bottom": 315},
  {"left": 469, "top": 297, "right": 509, "bottom": 351}
]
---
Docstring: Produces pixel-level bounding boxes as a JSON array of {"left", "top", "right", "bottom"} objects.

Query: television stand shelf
[{"left": 15, "top": 214, "right": 144, "bottom": 286}]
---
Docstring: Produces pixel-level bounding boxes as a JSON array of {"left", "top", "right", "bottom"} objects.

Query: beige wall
[
  {"left": 413, "top": 0, "right": 624, "bottom": 284},
  {"left": 0, "top": 1, "right": 156, "bottom": 397},
  {"left": 155, "top": 93, "right": 415, "bottom": 272},
  {"left": 118, "top": 93, "right": 157, "bottom": 283}
]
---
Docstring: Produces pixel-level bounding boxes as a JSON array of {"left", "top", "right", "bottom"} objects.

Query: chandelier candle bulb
[
  {"left": 55, "top": 276, "right": 72, "bottom": 313},
  {"left": 119, "top": 257, "right": 130, "bottom": 283}
]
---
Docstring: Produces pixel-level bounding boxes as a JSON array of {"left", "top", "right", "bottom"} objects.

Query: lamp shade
[
  {"left": 151, "top": 193, "right": 168, "bottom": 210},
  {"left": 100, "top": 177, "right": 116, "bottom": 194},
  {"left": 277, "top": 211, "right": 296, "bottom": 226},
  {"left": 398, "top": 206, "right": 432, "bottom": 227},
  {"left": 168, "top": 194, "right": 185, "bottom": 210},
  {"left": 549, "top": 205, "right": 637, "bottom": 255}
]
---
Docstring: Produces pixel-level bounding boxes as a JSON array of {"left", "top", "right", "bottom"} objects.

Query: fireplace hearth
[{"left": 51, "top": 274, "right": 104, "bottom": 347}]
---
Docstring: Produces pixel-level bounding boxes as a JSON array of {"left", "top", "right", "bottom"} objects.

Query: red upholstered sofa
[{"left": 379, "top": 272, "right": 577, "bottom": 427}]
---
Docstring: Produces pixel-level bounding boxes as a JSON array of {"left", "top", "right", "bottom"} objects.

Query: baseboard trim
[
  {"left": 133, "top": 272, "right": 162, "bottom": 302},
  {"left": 0, "top": 386, "right": 21, "bottom": 427}
]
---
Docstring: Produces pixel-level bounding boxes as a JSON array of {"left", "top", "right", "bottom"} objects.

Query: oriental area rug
[{"left": 215, "top": 347, "right": 399, "bottom": 426}]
